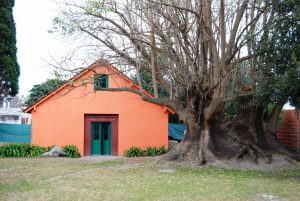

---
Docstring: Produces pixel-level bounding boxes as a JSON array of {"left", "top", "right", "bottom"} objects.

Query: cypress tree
[{"left": 0, "top": 0, "right": 20, "bottom": 100}]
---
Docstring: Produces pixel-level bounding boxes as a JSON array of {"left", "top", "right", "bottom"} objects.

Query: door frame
[{"left": 84, "top": 114, "right": 118, "bottom": 156}]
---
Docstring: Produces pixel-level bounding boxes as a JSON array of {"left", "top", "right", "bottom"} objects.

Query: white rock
[{"left": 42, "top": 146, "right": 66, "bottom": 157}]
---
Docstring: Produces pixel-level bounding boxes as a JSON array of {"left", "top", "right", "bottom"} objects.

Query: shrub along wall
[
  {"left": 124, "top": 146, "right": 169, "bottom": 157},
  {"left": 0, "top": 143, "right": 81, "bottom": 158}
]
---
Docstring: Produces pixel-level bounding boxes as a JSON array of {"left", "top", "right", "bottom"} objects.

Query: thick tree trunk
[
  {"left": 164, "top": 122, "right": 216, "bottom": 165},
  {"left": 163, "top": 96, "right": 299, "bottom": 165},
  {"left": 214, "top": 96, "right": 273, "bottom": 163},
  {"left": 164, "top": 89, "right": 217, "bottom": 165},
  {"left": 214, "top": 96, "right": 299, "bottom": 162}
]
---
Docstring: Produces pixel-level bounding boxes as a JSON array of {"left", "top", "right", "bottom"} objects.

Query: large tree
[
  {"left": 53, "top": 0, "right": 298, "bottom": 164},
  {"left": 257, "top": 0, "right": 300, "bottom": 109},
  {"left": 0, "top": 0, "right": 20, "bottom": 104},
  {"left": 217, "top": 0, "right": 300, "bottom": 162},
  {"left": 25, "top": 72, "right": 65, "bottom": 107}
]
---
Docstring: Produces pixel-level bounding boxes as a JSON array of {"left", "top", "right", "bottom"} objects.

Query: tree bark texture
[{"left": 163, "top": 95, "right": 299, "bottom": 165}]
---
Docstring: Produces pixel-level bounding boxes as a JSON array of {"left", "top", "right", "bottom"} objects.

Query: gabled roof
[{"left": 24, "top": 60, "right": 174, "bottom": 114}]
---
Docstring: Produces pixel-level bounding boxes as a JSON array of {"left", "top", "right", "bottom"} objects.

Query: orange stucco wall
[{"left": 30, "top": 65, "right": 168, "bottom": 155}]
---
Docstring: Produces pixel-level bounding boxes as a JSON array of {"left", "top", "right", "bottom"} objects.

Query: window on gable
[{"left": 94, "top": 74, "right": 108, "bottom": 90}]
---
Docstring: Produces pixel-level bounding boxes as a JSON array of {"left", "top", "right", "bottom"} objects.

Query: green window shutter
[
  {"left": 100, "top": 74, "right": 108, "bottom": 88},
  {"left": 105, "top": 74, "right": 108, "bottom": 88},
  {"left": 94, "top": 74, "right": 108, "bottom": 90},
  {"left": 94, "top": 74, "right": 99, "bottom": 91}
]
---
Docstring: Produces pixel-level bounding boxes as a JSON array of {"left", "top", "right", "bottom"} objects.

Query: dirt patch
[
  {"left": 78, "top": 156, "right": 123, "bottom": 163},
  {"left": 121, "top": 156, "right": 157, "bottom": 164},
  {"left": 157, "top": 154, "right": 299, "bottom": 172},
  {"left": 254, "top": 194, "right": 289, "bottom": 201},
  {"left": 210, "top": 154, "right": 299, "bottom": 172},
  {"left": 44, "top": 157, "right": 157, "bottom": 181}
]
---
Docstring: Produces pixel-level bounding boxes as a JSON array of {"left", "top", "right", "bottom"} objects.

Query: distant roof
[{"left": 0, "top": 108, "right": 22, "bottom": 116}]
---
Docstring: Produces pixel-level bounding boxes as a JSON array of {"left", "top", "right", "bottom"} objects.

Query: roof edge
[{"left": 24, "top": 60, "right": 175, "bottom": 114}]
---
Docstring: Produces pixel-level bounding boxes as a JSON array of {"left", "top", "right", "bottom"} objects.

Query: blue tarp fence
[
  {"left": 1, "top": 123, "right": 184, "bottom": 143},
  {"left": 168, "top": 123, "right": 186, "bottom": 141},
  {"left": 0, "top": 123, "right": 31, "bottom": 143}
]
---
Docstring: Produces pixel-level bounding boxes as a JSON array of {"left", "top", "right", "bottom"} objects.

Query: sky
[
  {"left": 12, "top": 0, "right": 294, "bottom": 109},
  {"left": 14, "top": 0, "right": 68, "bottom": 96}
]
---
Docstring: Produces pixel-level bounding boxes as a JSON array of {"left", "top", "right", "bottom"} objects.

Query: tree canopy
[
  {"left": 25, "top": 74, "right": 65, "bottom": 107},
  {"left": 53, "top": 0, "right": 300, "bottom": 163},
  {"left": 0, "top": 0, "right": 20, "bottom": 103},
  {"left": 257, "top": 0, "right": 300, "bottom": 109}
]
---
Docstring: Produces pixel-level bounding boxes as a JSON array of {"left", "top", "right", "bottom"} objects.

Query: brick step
[
  {"left": 278, "top": 128, "right": 299, "bottom": 132},
  {"left": 278, "top": 138, "right": 296, "bottom": 143},
  {"left": 280, "top": 122, "right": 300, "bottom": 125},
  {"left": 278, "top": 138, "right": 296, "bottom": 142},
  {"left": 278, "top": 137, "right": 298, "bottom": 141},
  {"left": 277, "top": 133, "right": 300, "bottom": 137},
  {"left": 281, "top": 143, "right": 297, "bottom": 147},
  {"left": 283, "top": 144, "right": 299, "bottom": 148}
]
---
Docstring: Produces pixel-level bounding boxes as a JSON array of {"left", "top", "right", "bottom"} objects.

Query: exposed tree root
[
  {"left": 160, "top": 96, "right": 298, "bottom": 167},
  {"left": 235, "top": 145, "right": 272, "bottom": 164},
  {"left": 161, "top": 139, "right": 216, "bottom": 165}
]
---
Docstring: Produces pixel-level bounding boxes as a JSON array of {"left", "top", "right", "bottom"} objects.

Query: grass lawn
[{"left": 0, "top": 157, "right": 299, "bottom": 201}]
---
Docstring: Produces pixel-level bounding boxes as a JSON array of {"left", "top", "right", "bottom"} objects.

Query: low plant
[
  {"left": 141, "top": 150, "right": 147, "bottom": 156},
  {"left": 155, "top": 146, "right": 168, "bottom": 155},
  {"left": 146, "top": 147, "right": 157, "bottom": 156},
  {"left": 125, "top": 146, "right": 169, "bottom": 157},
  {"left": 44, "top": 145, "right": 55, "bottom": 152},
  {"left": 124, "top": 146, "right": 143, "bottom": 157},
  {"left": 62, "top": 144, "right": 81, "bottom": 158},
  {"left": 0, "top": 143, "right": 45, "bottom": 157}
]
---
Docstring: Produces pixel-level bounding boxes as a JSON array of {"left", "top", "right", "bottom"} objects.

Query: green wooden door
[
  {"left": 91, "top": 122, "right": 111, "bottom": 155},
  {"left": 101, "top": 122, "right": 111, "bottom": 155},
  {"left": 91, "top": 122, "right": 101, "bottom": 155}
]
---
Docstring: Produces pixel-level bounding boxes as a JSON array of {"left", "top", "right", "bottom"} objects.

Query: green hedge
[
  {"left": 0, "top": 143, "right": 81, "bottom": 158},
  {"left": 124, "top": 146, "right": 169, "bottom": 157},
  {"left": 62, "top": 144, "right": 81, "bottom": 158},
  {"left": 0, "top": 143, "right": 45, "bottom": 157}
]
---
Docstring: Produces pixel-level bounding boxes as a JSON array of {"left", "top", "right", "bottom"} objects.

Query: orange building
[{"left": 24, "top": 61, "right": 172, "bottom": 156}]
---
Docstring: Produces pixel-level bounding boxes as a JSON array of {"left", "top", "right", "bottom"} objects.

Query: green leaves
[
  {"left": 124, "top": 147, "right": 143, "bottom": 157},
  {"left": 0, "top": 0, "right": 19, "bottom": 96},
  {"left": 256, "top": 0, "right": 300, "bottom": 107},
  {"left": 62, "top": 144, "right": 81, "bottom": 158},
  {"left": 86, "top": 0, "right": 116, "bottom": 13},
  {"left": 0, "top": 143, "right": 45, "bottom": 157},
  {"left": 124, "top": 146, "right": 169, "bottom": 157},
  {"left": 25, "top": 78, "right": 65, "bottom": 107},
  {"left": 0, "top": 143, "right": 81, "bottom": 158},
  {"left": 146, "top": 147, "right": 156, "bottom": 156}
]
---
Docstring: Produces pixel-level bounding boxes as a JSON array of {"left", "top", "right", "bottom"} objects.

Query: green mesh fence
[{"left": 0, "top": 123, "right": 31, "bottom": 143}]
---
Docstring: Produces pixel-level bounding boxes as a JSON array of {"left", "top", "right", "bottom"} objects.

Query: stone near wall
[
  {"left": 168, "top": 140, "right": 178, "bottom": 150},
  {"left": 42, "top": 146, "right": 66, "bottom": 157}
]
